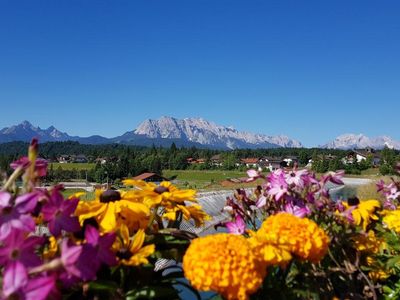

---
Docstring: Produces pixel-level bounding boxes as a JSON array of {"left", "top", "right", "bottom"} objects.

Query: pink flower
[
  {"left": 41, "top": 188, "right": 80, "bottom": 237},
  {"left": 0, "top": 229, "right": 43, "bottom": 268},
  {"left": 84, "top": 225, "right": 117, "bottom": 267},
  {"left": 283, "top": 202, "right": 310, "bottom": 218},
  {"left": 2, "top": 261, "right": 55, "bottom": 300},
  {"left": 0, "top": 192, "right": 38, "bottom": 239},
  {"left": 285, "top": 169, "right": 308, "bottom": 188},
  {"left": 267, "top": 170, "right": 288, "bottom": 201},
  {"left": 321, "top": 170, "right": 345, "bottom": 186},
  {"left": 225, "top": 215, "right": 245, "bottom": 235},
  {"left": 10, "top": 157, "right": 48, "bottom": 177},
  {"left": 245, "top": 169, "right": 262, "bottom": 182}
]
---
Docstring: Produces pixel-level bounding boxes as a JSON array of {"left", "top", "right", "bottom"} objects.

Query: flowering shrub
[
  {"left": 0, "top": 139, "right": 209, "bottom": 299},
  {"left": 2, "top": 140, "right": 400, "bottom": 299},
  {"left": 182, "top": 166, "right": 400, "bottom": 299}
]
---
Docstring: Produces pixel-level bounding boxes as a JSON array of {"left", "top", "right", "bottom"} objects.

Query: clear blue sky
[{"left": 0, "top": 0, "right": 399, "bottom": 147}]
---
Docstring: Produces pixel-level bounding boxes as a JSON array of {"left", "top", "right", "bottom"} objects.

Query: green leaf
[
  {"left": 88, "top": 280, "right": 119, "bottom": 292},
  {"left": 126, "top": 285, "right": 179, "bottom": 300}
]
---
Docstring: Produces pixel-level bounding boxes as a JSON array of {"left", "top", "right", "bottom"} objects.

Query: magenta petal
[
  {"left": 61, "top": 198, "right": 79, "bottom": 215},
  {"left": 15, "top": 193, "right": 39, "bottom": 214},
  {"left": 61, "top": 241, "right": 82, "bottom": 278},
  {"left": 256, "top": 196, "right": 267, "bottom": 208},
  {"left": 85, "top": 225, "right": 99, "bottom": 245},
  {"left": 3, "top": 261, "right": 28, "bottom": 297},
  {"left": 24, "top": 275, "right": 55, "bottom": 300},
  {"left": 0, "top": 192, "right": 11, "bottom": 207}
]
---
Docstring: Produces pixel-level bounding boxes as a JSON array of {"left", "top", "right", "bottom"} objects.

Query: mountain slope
[
  {"left": 130, "top": 116, "right": 302, "bottom": 149},
  {"left": 321, "top": 134, "right": 400, "bottom": 150},
  {"left": 0, "top": 117, "right": 303, "bottom": 149}
]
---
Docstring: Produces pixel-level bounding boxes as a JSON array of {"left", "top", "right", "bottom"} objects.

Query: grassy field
[
  {"left": 162, "top": 169, "right": 258, "bottom": 190},
  {"left": 50, "top": 163, "right": 96, "bottom": 170}
]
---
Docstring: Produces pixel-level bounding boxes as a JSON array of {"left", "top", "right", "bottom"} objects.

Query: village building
[{"left": 131, "top": 172, "right": 167, "bottom": 183}]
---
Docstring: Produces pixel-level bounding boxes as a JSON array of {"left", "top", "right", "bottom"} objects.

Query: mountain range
[
  {"left": 0, "top": 118, "right": 399, "bottom": 150},
  {"left": 320, "top": 134, "right": 400, "bottom": 150}
]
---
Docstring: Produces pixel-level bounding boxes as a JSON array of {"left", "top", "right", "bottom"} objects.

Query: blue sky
[{"left": 0, "top": 1, "right": 399, "bottom": 147}]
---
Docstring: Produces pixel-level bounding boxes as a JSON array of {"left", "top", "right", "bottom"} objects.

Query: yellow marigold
[
  {"left": 183, "top": 234, "right": 266, "bottom": 300},
  {"left": 369, "top": 269, "right": 391, "bottom": 281},
  {"left": 353, "top": 230, "right": 386, "bottom": 254},
  {"left": 254, "top": 213, "right": 330, "bottom": 263},
  {"left": 382, "top": 209, "right": 400, "bottom": 233}
]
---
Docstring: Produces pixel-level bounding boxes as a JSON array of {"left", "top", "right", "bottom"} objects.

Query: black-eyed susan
[
  {"left": 342, "top": 199, "right": 381, "bottom": 231},
  {"left": 75, "top": 189, "right": 150, "bottom": 233},
  {"left": 122, "top": 180, "right": 197, "bottom": 206},
  {"left": 183, "top": 233, "right": 266, "bottom": 300},
  {"left": 113, "top": 224, "right": 155, "bottom": 266}
]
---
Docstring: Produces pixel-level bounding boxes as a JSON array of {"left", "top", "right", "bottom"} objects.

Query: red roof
[
  {"left": 241, "top": 158, "right": 259, "bottom": 164},
  {"left": 132, "top": 173, "right": 158, "bottom": 180}
]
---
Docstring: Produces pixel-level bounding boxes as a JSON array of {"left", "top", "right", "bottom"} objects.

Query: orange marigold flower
[
  {"left": 183, "top": 234, "right": 266, "bottom": 300},
  {"left": 254, "top": 213, "right": 330, "bottom": 263}
]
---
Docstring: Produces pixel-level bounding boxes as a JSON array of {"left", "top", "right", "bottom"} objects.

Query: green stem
[{"left": 1, "top": 166, "right": 24, "bottom": 192}]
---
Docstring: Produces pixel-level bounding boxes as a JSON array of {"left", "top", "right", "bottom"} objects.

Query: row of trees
[{"left": 0, "top": 141, "right": 399, "bottom": 182}]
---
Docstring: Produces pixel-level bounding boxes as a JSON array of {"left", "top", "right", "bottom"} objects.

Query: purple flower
[
  {"left": 225, "top": 215, "right": 245, "bottom": 235},
  {"left": 376, "top": 180, "right": 386, "bottom": 192},
  {"left": 10, "top": 157, "right": 48, "bottom": 177},
  {"left": 85, "top": 225, "right": 117, "bottom": 267},
  {"left": 267, "top": 170, "right": 288, "bottom": 201},
  {"left": 256, "top": 195, "right": 267, "bottom": 208},
  {"left": 0, "top": 229, "right": 43, "bottom": 268},
  {"left": 387, "top": 184, "right": 400, "bottom": 201},
  {"left": 245, "top": 169, "right": 262, "bottom": 182},
  {"left": 0, "top": 192, "right": 38, "bottom": 239},
  {"left": 2, "top": 261, "right": 55, "bottom": 300},
  {"left": 383, "top": 200, "right": 396, "bottom": 210},
  {"left": 283, "top": 202, "right": 311, "bottom": 218},
  {"left": 41, "top": 188, "right": 80, "bottom": 237},
  {"left": 285, "top": 169, "right": 308, "bottom": 188},
  {"left": 321, "top": 170, "right": 345, "bottom": 186},
  {"left": 60, "top": 239, "right": 83, "bottom": 278}
]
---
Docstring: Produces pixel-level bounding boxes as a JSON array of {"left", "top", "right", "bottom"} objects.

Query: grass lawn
[
  {"left": 162, "top": 169, "right": 259, "bottom": 191},
  {"left": 50, "top": 162, "right": 96, "bottom": 170}
]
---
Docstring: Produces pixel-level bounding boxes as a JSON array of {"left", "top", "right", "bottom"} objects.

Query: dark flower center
[
  {"left": 2, "top": 206, "right": 12, "bottom": 215},
  {"left": 116, "top": 248, "right": 133, "bottom": 260},
  {"left": 11, "top": 249, "right": 20, "bottom": 259},
  {"left": 154, "top": 186, "right": 169, "bottom": 194},
  {"left": 100, "top": 190, "right": 121, "bottom": 203},
  {"left": 348, "top": 197, "right": 360, "bottom": 206}
]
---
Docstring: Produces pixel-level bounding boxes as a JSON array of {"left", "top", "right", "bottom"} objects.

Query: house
[
  {"left": 210, "top": 154, "right": 222, "bottom": 167},
  {"left": 131, "top": 173, "right": 167, "bottom": 183},
  {"left": 343, "top": 149, "right": 381, "bottom": 166},
  {"left": 283, "top": 156, "right": 299, "bottom": 167},
  {"left": 74, "top": 154, "right": 88, "bottom": 163},
  {"left": 58, "top": 155, "right": 70, "bottom": 163},
  {"left": 240, "top": 158, "right": 260, "bottom": 169},
  {"left": 258, "top": 157, "right": 287, "bottom": 172}
]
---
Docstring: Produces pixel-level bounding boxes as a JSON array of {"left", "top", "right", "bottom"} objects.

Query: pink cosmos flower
[
  {"left": 2, "top": 261, "right": 55, "bottom": 300},
  {"left": 225, "top": 215, "right": 245, "bottom": 235},
  {"left": 267, "top": 170, "right": 288, "bottom": 201},
  {"left": 0, "top": 192, "right": 38, "bottom": 239},
  {"left": 41, "top": 188, "right": 80, "bottom": 237}
]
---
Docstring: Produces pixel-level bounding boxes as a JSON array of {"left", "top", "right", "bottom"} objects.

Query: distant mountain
[
  {"left": 321, "top": 134, "right": 400, "bottom": 150},
  {"left": 0, "top": 117, "right": 302, "bottom": 149},
  {"left": 130, "top": 116, "right": 303, "bottom": 149}
]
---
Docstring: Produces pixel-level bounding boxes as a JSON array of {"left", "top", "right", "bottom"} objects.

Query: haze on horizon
[{"left": 0, "top": 1, "right": 399, "bottom": 147}]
